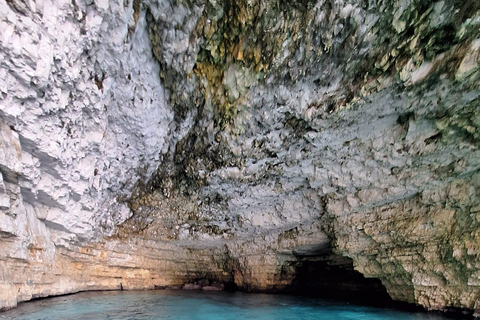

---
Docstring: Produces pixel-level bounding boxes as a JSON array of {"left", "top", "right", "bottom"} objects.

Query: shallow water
[{"left": 1, "top": 290, "right": 467, "bottom": 320}]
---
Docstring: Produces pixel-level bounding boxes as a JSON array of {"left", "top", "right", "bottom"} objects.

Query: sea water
[{"left": 0, "top": 290, "right": 466, "bottom": 320}]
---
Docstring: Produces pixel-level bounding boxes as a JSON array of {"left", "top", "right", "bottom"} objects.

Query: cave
[
  {"left": 0, "top": 0, "right": 479, "bottom": 317},
  {"left": 287, "top": 246, "right": 391, "bottom": 305}
]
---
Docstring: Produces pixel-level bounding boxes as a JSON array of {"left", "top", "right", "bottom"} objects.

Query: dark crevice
[
  {"left": 285, "top": 249, "right": 392, "bottom": 306},
  {"left": 289, "top": 258, "right": 391, "bottom": 303}
]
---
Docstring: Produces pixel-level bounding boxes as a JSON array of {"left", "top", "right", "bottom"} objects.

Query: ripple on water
[{"left": 0, "top": 290, "right": 466, "bottom": 320}]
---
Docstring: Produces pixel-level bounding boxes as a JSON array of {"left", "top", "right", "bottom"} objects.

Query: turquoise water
[{"left": 0, "top": 290, "right": 465, "bottom": 320}]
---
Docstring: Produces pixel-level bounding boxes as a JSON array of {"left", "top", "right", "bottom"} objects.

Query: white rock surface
[
  {"left": 0, "top": 0, "right": 172, "bottom": 239},
  {"left": 0, "top": 0, "right": 174, "bottom": 309}
]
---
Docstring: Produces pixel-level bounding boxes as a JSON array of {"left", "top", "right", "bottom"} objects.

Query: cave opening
[{"left": 284, "top": 243, "right": 393, "bottom": 307}]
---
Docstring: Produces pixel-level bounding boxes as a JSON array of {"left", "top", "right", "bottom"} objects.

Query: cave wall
[
  {"left": 1, "top": 0, "right": 479, "bottom": 315},
  {"left": 0, "top": 0, "right": 175, "bottom": 307}
]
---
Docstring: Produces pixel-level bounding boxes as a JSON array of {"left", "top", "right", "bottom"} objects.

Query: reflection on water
[{"left": 0, "top": 290, "right": 467, "bottom": 320}]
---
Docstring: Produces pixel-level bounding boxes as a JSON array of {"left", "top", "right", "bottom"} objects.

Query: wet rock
[
  {"left": 203, "top": 285, "right": 224, "bottom": 291},
  {"left": 183, "top": 283, "right": 202, "bottom": 290}
]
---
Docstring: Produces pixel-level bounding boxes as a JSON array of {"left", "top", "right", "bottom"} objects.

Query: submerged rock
[{"left": 0, "top": 0, "right": 479, "bottom": 316}]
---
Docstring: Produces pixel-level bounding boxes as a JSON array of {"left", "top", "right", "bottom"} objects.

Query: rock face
[{"left": 1, "top": 0, "right": 479, "bottom": 315}]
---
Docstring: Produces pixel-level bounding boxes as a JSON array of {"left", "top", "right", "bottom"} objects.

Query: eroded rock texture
[{"left": 0, "top": 0, "right": 479, "bottom": 315}]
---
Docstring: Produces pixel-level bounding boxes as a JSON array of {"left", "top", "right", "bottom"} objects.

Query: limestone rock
[{"left": 0, "top": 0, "right": 479, "bottom": 316}]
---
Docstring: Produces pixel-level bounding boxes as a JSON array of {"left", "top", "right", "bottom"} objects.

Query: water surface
[{"left": 0, "top": 290, "right": 467, "bottom": 320}]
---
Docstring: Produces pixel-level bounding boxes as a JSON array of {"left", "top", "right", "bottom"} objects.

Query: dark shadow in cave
[
  {"left": 284, "top": 242, "right": 393, "bottom": 306},
  {"left": 284, "top": 245, "right": 473, "bottom": 318}
]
